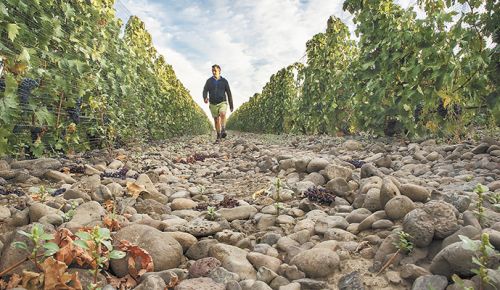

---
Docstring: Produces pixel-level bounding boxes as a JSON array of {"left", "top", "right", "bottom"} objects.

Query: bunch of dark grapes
[
  {"left": 51, "top": 188, "right": 66, "bottom": 196},
  {"left": 66, "top": 165, "right": 85, "bottom": 174},
  {"left": 347, "top": 159, "right": 365, "bottom": 168},
  {"left": 195, "top": 203, "right": 209, "bottom": 211},
  {"left": 67, "top": 97, "right": 82, "bottom": 123},
  {"left": 101, "top": 167, "right": 129, "bottom": 179},
  {"left": 437, "top": 101, "right": 448, "bottom": 118},
  {"left": 304, "top": 187, "right": 335, "bottom": 205},
  {"left": 218, "top": 196, "right": 239, "bottom": 208},
  {"left": 0, "top": 78, "right": 5, "bottom": 92},
  {"left": 414, "top": 104, "right": 423, "bottom": 123},
  {"left": 18, "top": 78, "right": 39, "bottom": 105},
  {"left": 0, "top": 188, "right": 26, "bottom": 196}
]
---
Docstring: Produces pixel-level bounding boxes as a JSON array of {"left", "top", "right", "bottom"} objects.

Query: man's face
[{"left": 212, "top": 67, "right": 220, "bottom": 78}]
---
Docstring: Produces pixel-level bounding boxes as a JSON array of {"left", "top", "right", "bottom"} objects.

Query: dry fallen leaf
[
  {"left": 41, "top": 257, "right": 82, "bottom": 290},
  {"left": 117, "top": 240, "right": 154, "bottom": 279},
  {"left": 116, "top": 154, "right": 127, "bottom": 161},
  {"left": 103, "top": 215, "right": 121, "bottom": 231},
  {"left": 106, "top": 274, "right": 137, "bottom": 289},
  {"left": 53, "top": 228, "right": 93, "bottom": 267},
  {"left": 21, "top": 270, "right": 43, "bottom": 290},
  {"left": 5, "top": 273, "right": 21, "bottom": 289},
  {"left": 126, "top": 182, "right": 146, "bottom": 198}
]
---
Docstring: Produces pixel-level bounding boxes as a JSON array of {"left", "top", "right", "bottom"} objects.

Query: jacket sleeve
[
  {"left": 225, "top": 80, "right": 234, "bottom": 110},
  {"left": 202, "top": 79, "right": 209, "bottom": 101}
]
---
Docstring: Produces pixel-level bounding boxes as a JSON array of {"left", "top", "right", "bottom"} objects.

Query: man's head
[{"left": 212, "top": 64, "right": 221, "bottom": 79}]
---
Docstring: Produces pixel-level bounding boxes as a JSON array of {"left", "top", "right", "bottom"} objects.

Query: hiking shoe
[
  {"left": 214, "top": 137, "right": 221, "bottom": 144},
  {"left": 221, "top": 130, "right": 227, "bottom": 138}
]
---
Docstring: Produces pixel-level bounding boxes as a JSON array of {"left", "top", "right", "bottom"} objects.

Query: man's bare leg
[
  {"left": 220, "top": 112, "right": 227, "bottom": 138},
  {"left": 214, "top": 116, "right": 221, "bottom": 141}
]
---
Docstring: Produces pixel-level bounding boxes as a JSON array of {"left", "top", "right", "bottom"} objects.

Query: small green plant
[
  {"left": 206, "top": 206, "right": 217, "bottom": 221},
  {"left": 29, "top": 185, "right": 49, "bottom": 202},
  {"left": 474, "top": 183, "right": 489, "bottom": 225},
  {"left": 459, "top": 233, "right": 499, "bottom": 290},
  {"left": 61, "top": 200, "right": 79, "bottom": 222},
  {"left": 274, "top": 202, "right": 284, "bottom": 216},
  {"left": 451, "top": 274, "right": 474, "bottom": 290},
  {"left": 198, "top": 185, "right": 206, "bottom": 195},
  {"left": 394, "top": 230, "right": 414, "bottom": 253},
  {"left": 74, "top": 226, "right": 125, "bottom": 290},
  {"left": 377, "top": 230, "right": 414, "bottom": 275},
  {"left": 275, "top": 178, "right": 282, "bottom": 202},
  {"left": 486, "top": 192, "right": 500, "bottom": 212},
  {"left": 12, "top": 224, "right": 60, "bottom": 270}
]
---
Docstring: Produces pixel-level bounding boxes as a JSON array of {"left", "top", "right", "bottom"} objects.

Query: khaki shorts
[{"left": 209, "top": 102, "right": 227, "bottom": 118}]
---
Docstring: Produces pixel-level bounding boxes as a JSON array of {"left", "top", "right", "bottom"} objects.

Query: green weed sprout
[
  {"left": 13, "top": 224, "right": 59, "bottom": 270},
  {"left": 74, "top": 226, "right": 125, "bottom": 289},
  {"left": 474, "top": 184, "right": 489, "bottom": 225},
  {"left": 206, "top": 206, "right": 217, "bottom": 221},
  {"left": 459, "top": 233, "right": 499, "bottom": 290}
]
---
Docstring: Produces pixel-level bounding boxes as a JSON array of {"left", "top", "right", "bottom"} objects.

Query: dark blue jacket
[{"left": 203, "top": 76, "right": 233, "bottom": 109}]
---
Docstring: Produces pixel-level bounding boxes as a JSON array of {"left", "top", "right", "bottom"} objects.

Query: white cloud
[{"left": 117, "top": 0, "right": 354, "bottom": 119}]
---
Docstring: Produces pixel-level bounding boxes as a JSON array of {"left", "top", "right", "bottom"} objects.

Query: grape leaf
[{"left": 7, "top": 23, "right": 19, "bottom": 42}]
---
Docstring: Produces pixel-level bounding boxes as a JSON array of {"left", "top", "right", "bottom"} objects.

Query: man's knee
[{"left": 220, "top": 112, "right": 226, "bottom": 118}]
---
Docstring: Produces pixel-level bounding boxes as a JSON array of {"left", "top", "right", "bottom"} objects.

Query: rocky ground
[{"left": 0, "top": 131, "right": 499, "bottom": 290}]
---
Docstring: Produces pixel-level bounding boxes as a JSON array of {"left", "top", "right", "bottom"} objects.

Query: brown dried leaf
[
  {"left": 53, "top": 228, "right": 93, "bottom": 267},
  {"left": 117, "top": 240, "right": 154, "bottom": 279},
  {"left": 21, "top": 270, "right": 43, "bottom": 290},
  {"left": 6, "top": 273, "right": 21, "bottom": 289},
  {"left": 40, "top": 257, "right": 82, "bottom": 290},
  {"left": 116, "top": 154, "right": 127, "bottom": 161},
  {"left": 165, "top": 275, "right": 179, "bottom": 288},
  {"left": 126, "top": 182, "right": 146, "bottom": 198},
  {"left": 106, "top": 274, "right": 137, "bottom": 289},
  {"left": 103, "top": 215, "right": 121, "bottom": 231},
  {"left": 104, "top": 200, "right": 115, "bottom": 213}
]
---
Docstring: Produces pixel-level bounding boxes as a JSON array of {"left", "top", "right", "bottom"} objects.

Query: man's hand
[
  {"left": 230, "top": 106, "right": 233, "bottom": 112},
  {"left": 204, "top": 98, "right": 208, "bottom": 104}
]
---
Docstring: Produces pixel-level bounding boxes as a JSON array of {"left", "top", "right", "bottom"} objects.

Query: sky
[{"left": 114, "top": 0, "right": 419, "bottom": 119}]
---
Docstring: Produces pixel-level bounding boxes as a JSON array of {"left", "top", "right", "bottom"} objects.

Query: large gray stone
[
  {"left": 28, "top": 203, "right": 63, "bottom": 223},
  {"left": 422, "top": 200, "right": 459, "bottom": 239},
  {"left": 217, "top": 205, "right": 257, "bottom": 221},
  {"left": 110, "top": 224, "right": 183, "bottom": 277},
  {"left": 209, "top": 243, "right": 257, "bottom": 280},
  {"left": 402, "top": 208, "right": 435, "bottom": 248},
  {"left": 379, "top": 178, "right": 400, "bottom": 208},
  {"left": 175, "top": 277, "right": 225, "bottom": 290},
  {"left": 306, "top": 158, "right": 329, "bottom": 173},
  {"left": 411, "top": 275, "right": 448, "bottom": 290},
  {"left": 400, "top": 184, "right": 430, "bottom": 202},
  {"left": 323, "top": 164, "right": 353, "bottom": 181},
  {"left": 247, "top": 252, "right": 282, "bottom": 273},
  {"left": 65, "top": 201, "right": 106, "bottom": 230},
  {"left": 384, "top": 195, "right": 415, "bottom": 220},
  {"left": 290, "top": 248, "right": 340, "bottom": 278},
  {"left": 430, "top": 241, "right": 497, "bottom": 278}
]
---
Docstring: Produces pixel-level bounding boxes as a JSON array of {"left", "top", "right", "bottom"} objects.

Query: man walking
[{"left": 203, "top": 64, "right": 234, "bottom": 143}]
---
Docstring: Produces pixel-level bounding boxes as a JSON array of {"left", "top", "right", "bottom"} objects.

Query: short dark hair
[{"left": 212, "top": 64, "right": 221, "bottom": 71}]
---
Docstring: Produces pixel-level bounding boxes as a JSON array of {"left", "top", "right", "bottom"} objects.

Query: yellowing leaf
[
  {"left": 437, "top": 90, "right": 455, "bottom": 108},
  {"left": 7, "top": 23, "right": 19, "bottom": 42},
  {"left": 17, "top": 48, "right": 30, "bottom": 63},
  {"left": 126, "top": 182, "right": 146, "bottom": 198}
]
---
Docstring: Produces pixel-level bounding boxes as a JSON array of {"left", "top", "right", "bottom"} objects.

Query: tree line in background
[
  {"left": 0, "top": 0, "right": 211, "bottom": 157},
  {"left": 227, "top": 0, "right": 499, "bottom": 137}
]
